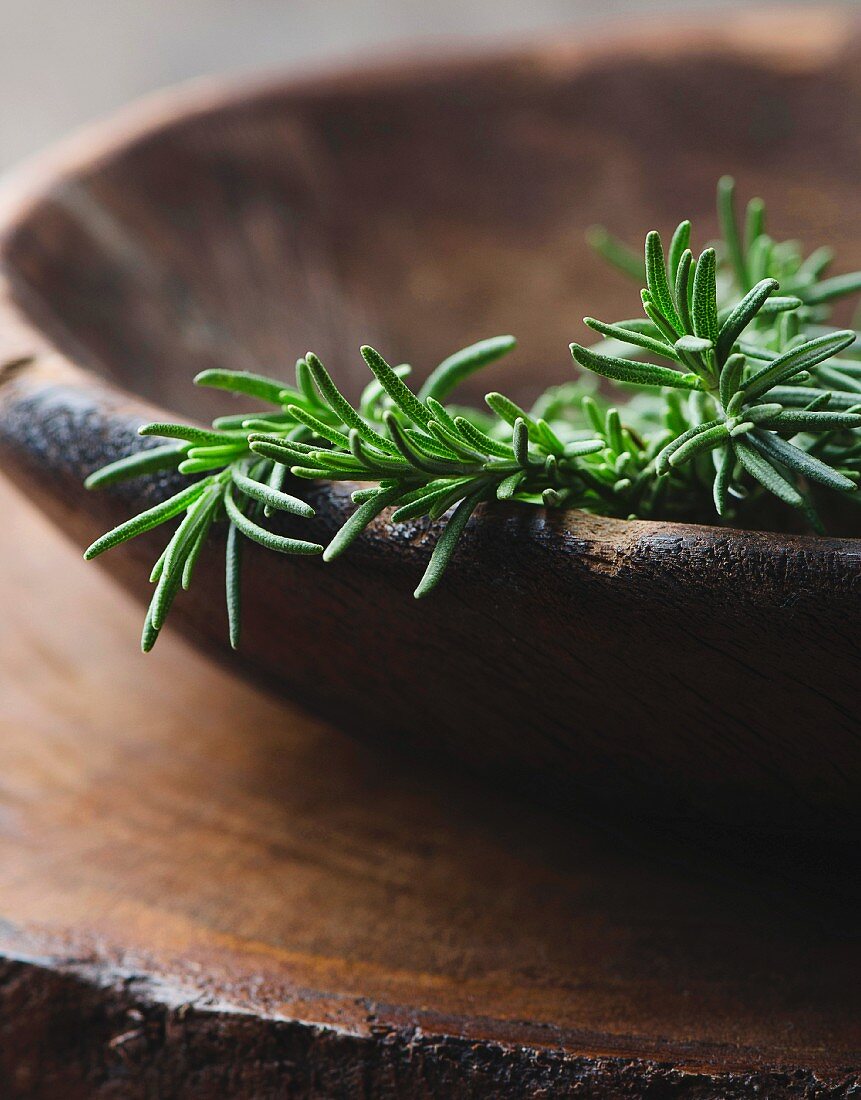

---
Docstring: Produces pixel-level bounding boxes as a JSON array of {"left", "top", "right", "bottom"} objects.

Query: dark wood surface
[
  {"left": 0, "top": 9, "right": 860, "bottom": 845},
  {"left": 1, "top": 14, "right": 861, "bottom": 1094},
  {"left": 1, "top": 475, "right": 860, "bottom": 1098}
]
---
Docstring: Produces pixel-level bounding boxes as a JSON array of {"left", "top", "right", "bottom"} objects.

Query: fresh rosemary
[{"left": 85, "top": 178, "right": 861, "bottom": 651}]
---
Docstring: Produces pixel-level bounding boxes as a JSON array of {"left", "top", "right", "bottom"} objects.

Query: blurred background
[{"left": 2, "top": 0, "right": 856, "bottom": 171}]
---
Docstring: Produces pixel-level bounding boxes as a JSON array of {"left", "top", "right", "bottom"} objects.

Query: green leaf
[
  {"left": 139, "top": 422, "right": 245, "bottom": 447},
  {"left": 263, "top": 461, "right": 289, "bottom": 518},
  {"left": 766, "top": 410, "right": 861, "bottom": 431},
  {"left": 146, "top": 490, "right": 218, "bottom": 629},
  {"left": 361, "top": 346, "right": 433, "bottom": 428},
  {"left": 212, "top": 411, "right": 263, "bottom": 431},
  {"left": 744, "top": 196, "right": 765, "bottom": 251},
  {"left": 716, "top": 279, "right": 779, "bottom": 362},
  {"left": 85, "top": 443, "right": 187, "bottom": 489},
  {"left": 536, "top": 417, "right": 565, "bottom": 455},
  {"left": 747, "top": 234, "right": 774, "bottom": 285},
  {"left": 359, "top": 363, "right": 411, "bottom": 417},
  {"left": 717, "top": 176, "right": 749, "bottom": 289},
  {"left": 570, "top": 342, "right": 702, "bottom": 391},
  {"left": 667, "top": 423, "right": 730, "bottom": 468},
  {"left": 390, "top": 480, "right": 472, "bottom": 522},
  {"left": 305, "top": 352, "right": 397, "bottom": 453},
  {"left": 425, "top": 396, "right": 463, "bottom": 437},
  {"left": 84, "top": 479, "right": 213, "bottom": 559},
  {"left": 586, "top": 225, "right": 645, "bottom": 281},
  {"left": 405, "top": 428, "right": 460, "bottom": 461},
  {"left": 719, "top": 353, "right": 746, "bottom": 408},
  {"left": 418, "top": 335, "right": 516, "bottom": 402},
  {"left": 225, "top": 520, "right": 242, "bottom": 649},
  {"left": 668, "top": 220, "right": 691, "bottom": 282},
  {"left": 224, "top": 486, "right": 323, "bottom": 556},
  {"left": 713, "top": 445, "right": 734, "bottom": 516},
  {"left": 605, "top": 408, "right": 624, "bottom": 455},
  {"left": 496, "top": 471, "right": 526, "bottom": 499},
  {"left": 426, "top": 419, "right": 484, "bottom": 462},
  {"left": 428, "top": 479, "right": 486, "bottom": 520},
  {"left": 814, "top": 365, "right": 861, "bottom": 395},
  {"left": 692, "top": 248, "right": 718, "bottom": 344},
  {"left": 583, "top": 317, "right": 680, "bottom": 361},
  {"left": 582, "top": 394, "right": 605, "bottom": 434},
  {"left": 645, "top": 231, "right": 683, "bottom": 335},
  {"left": 512, "top": 418, "right": 530, "bottom": 466},
  {"left": 181, "top": 506, "right": 215, "bottom": 589},
  {"left": 157, "top": 487, "right": 222, "bottom": 607},
  {"left": 193, "top": 369, "right": 287, "bottom": 406},
  {"left": 295, "top": 357, "right": 317, "bottom": 403},
  {"left": 141, "top": 567, "right": 182, "bottom": 653},
  {"left": 750, "top": 430, "right": 856, "bottom": 492},
  {"left": 742, "top": 330, "right": 855, "bottom": 401},
  {"left": 565, "top": 439, "right": 605, "bottom": 457},
  {"left": 674, "top": 249, "right": 693, "bottom": 334},
  {"left": 324, "top": 485, "right": 402, "bottom": 561},
  {"left": 675, "top": 335, "right": 713, "bottom": 356},
  {"left": 230, "top": 467, "right": 314, "bottom": 517},
  {"left": 802, "top": 271, "right": 861, "bottom": 305},
  {"left": 453, "top": 417, "right": 515, "bottom": 458},
  {"left": 733, "top": 438, "right": 803, "bottom": 507},
  {"left": 744, "top": 403, "right": 784, "bottom": 424},
  {"left": 640, "top": 290, "right": 683, "bottom": 345},
  {"left": 178, "top": 456, "right": 236, "bottom": 476},
  {"left": 284, "top": 404, "right": 351, "bottom": 448},
  {"left": 414, "top": 486, "right": 487, "bottom": 598},
  {"left": 756, "top": 295, "right": 802, "bottom": 316},
  {"left": 796, "top": 247, "right": 833, "bottom": 281},
  {"left": 769, "top": 386, "right": 861, "bottom": 410},
  {"left": 485, "top": 392, "right": 537, "bottom": 431},
  {"left": 384, "top": 411, "right": 455, "bottom": 474},
  {"left": 248, "top": 437, "right": 316, "bottom": 466},
  {"left": 655, "top": 419, "right": 723, "bottom": 475}
]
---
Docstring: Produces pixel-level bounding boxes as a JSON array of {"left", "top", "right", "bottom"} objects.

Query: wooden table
[{"left": 0, "top": 474, "right": 859, "bottom": 1097}]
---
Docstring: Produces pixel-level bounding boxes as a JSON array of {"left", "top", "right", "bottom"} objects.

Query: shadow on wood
[{"left": 1, "top": 477, "right": 860, "bottom": 1096}]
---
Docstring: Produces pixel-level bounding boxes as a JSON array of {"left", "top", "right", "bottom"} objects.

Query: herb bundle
[{"left": 85, "top": 179, "right": 861, "bottom": 650}]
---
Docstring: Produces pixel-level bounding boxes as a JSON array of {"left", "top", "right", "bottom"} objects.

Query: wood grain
[
  {"left": 0, "top": 12, "right": 860, "bottom": 851},
  {"left": 1, "top": 17, "right": 861, "bottom": 1092},
  {"left": 1, "top": 476, "right": 860, "bottom": 1097}
]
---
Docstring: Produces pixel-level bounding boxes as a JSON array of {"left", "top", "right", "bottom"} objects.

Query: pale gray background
[{"left": 2, "top": 0, "right": 855, "bottom": 171}]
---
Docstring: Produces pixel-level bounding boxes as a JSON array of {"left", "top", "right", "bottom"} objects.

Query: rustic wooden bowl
[{"left": 0, "top": 10, "right": 859, "bottom": 850}]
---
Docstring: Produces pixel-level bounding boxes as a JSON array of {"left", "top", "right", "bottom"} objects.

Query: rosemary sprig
[
  {"left": 85, "top": 178, "right": 861, "bottom": 650},
  {"left": 85, "top": 337, "right": 611, "bottom": 649}
]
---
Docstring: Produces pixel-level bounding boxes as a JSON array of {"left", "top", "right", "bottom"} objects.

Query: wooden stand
[{"left": 1, "top": 475, "right": 859, "bottom": 1097}]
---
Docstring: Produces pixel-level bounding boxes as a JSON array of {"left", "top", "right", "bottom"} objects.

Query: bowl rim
[{"left": 0, "top": 5, "right": 859, "bottom": 568}]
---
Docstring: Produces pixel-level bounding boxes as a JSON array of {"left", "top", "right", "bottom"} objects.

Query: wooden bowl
[{"left": 1, "top": 10, "right": 859, "bottom": 848}]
